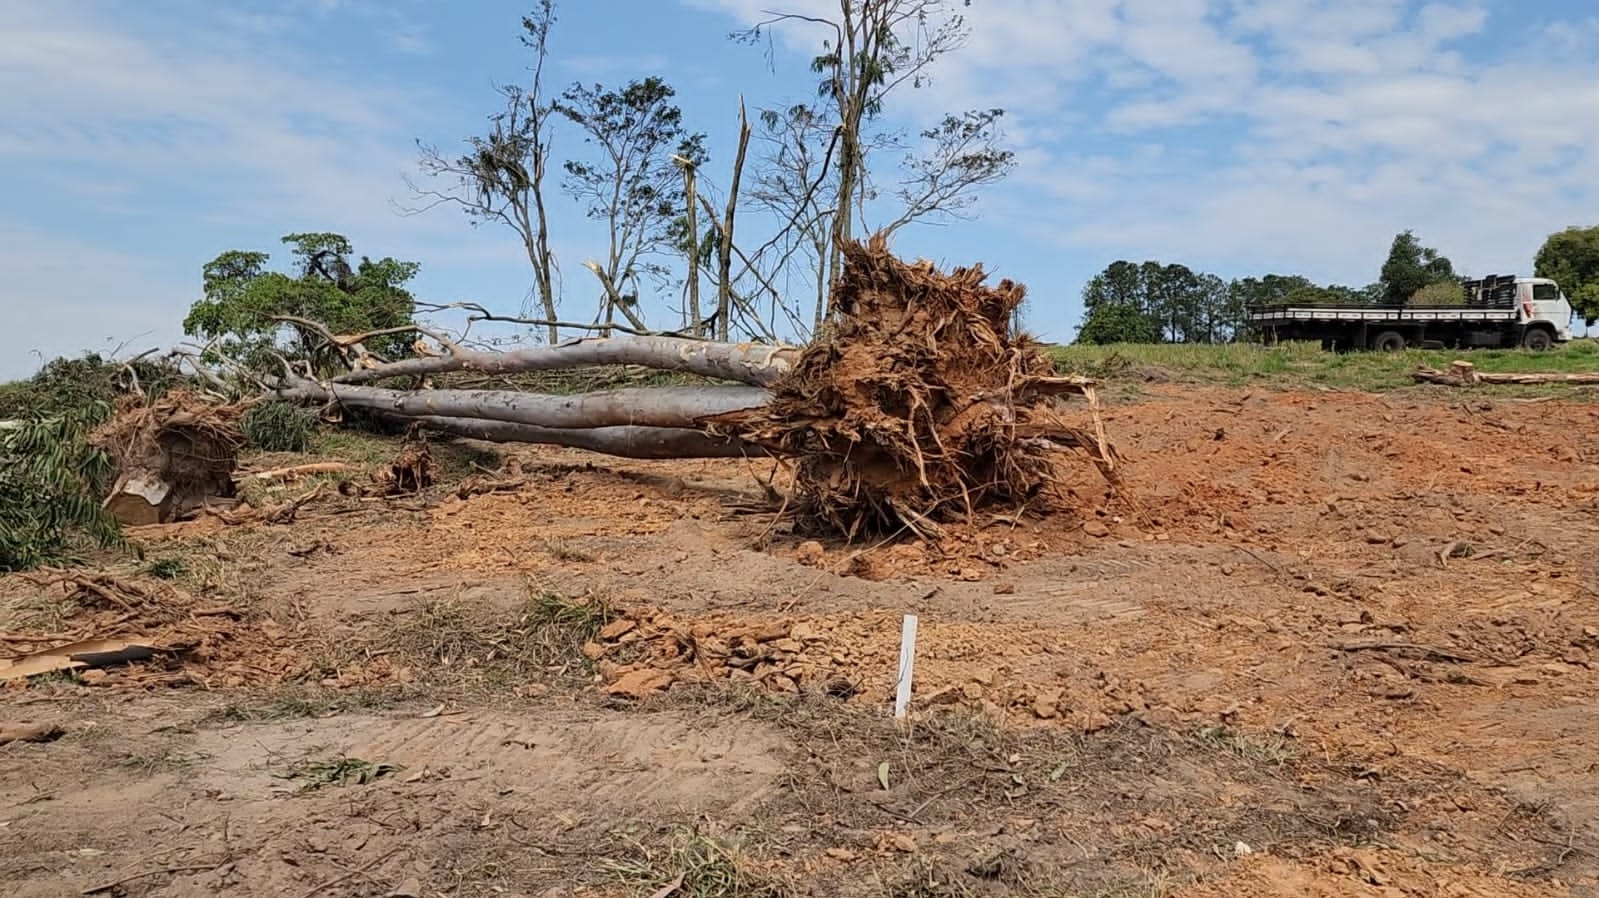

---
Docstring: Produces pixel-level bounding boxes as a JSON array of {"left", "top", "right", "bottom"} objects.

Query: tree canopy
[
  {"left": 1380, "top": 230, "right": 1456, "bottom": 303},
  {"left": 1535, "top": 226, "right": 1599, "bottom": 325},
  {"left": 182, "top": 233, "right": 420, "bottom": 369}
]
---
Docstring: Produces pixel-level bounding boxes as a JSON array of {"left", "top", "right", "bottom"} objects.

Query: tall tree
[
  {"left": 1380, "top": 230, "right": 1456, "bottom": 303},
  {"left": 1535, "top": 225, "right": 1599, "bottom": 325},
  {"left": 411, "top": 3, "right": 561, "bottom": 342},
  {"left": 742, "top": 1, "right": 1009, "bottom": 314},
  {"left": 182, "top": 233, "right": 419, "bottom": 371},
  {"left": 558, "top": 76, "right": 707, "bottom": 335}
]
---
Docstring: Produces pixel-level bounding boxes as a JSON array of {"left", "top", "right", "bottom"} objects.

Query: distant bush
[
  {"left": 1411, "top": 281, "right": 1464, "bottom": 306},
  {"left": 241, "top": 401, "right": 317, "bottom": 452}
]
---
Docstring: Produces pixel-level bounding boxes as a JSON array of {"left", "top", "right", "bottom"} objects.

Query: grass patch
[
  {"left": 138, "top": 557, "right": 188, "bottom": 580},
  {"left": 342, "top": 586, "right": 617, "bottom": 692},
  {"left": 607, "top": 829, "right": 785, "bottom": 898},
  {"left": 1193, "top": 724, "right": 1299, "bottom": 765},
  {"left": 1048, "top": 338, "right": 1599, "bottom": 391},
  {"left": 275, "top": 756, "right": 401, "bottom": 792},
  {"left": 117, "top": 751, "right": 209, "bottom": 775},
  {"left": 201, "top": 687, "right": 396, "bottom": 725}
]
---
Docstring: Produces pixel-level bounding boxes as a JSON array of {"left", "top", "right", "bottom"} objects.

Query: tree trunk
[
  {"left": 717, "top": 100, "right": 751, "bottom": 342},
  {"left": 1414, "top": 363, "right": 1599, "bottom": 385},
  {"left": 333, "top": 335, "right": 800, "bottom": 387},
  {"left": 683, "top": 161, "right": 701, "bottom": 336},
  {"left": 414, "top": 416, "right": 766, "bottom": 459},
  {"left": 275, "top": 379, "right": 771, "bottom": 431}
]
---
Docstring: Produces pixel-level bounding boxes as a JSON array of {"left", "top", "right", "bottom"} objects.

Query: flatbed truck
[{"left": 1246, "top": 275, "right": 1575, "bottom": 351}]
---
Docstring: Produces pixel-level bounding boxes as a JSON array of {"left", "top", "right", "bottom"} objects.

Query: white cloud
[{"left": 688, "top": 0, "right": 1599, "bottom": 292}]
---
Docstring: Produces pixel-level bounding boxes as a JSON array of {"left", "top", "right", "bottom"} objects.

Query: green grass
[{"left": 1047, "top": 338, "right": 1599, "bottom": 391}]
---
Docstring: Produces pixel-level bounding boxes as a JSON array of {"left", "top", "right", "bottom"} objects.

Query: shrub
[
  {"left": 0, "top": 404, "right": 124, "bottom": 572},
  {"left": 241, "top": 401, "right": 317, "bottom": 452}
]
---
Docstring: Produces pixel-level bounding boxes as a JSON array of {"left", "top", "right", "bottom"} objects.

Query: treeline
[
  {"left": 1074, "top": 229, "right": 1455, "bottom": 345},
  {"left": 1077, "top": 224, "right": 1599, "bottom": 345}
]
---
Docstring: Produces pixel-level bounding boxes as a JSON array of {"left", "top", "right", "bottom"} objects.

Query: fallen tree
[
  {"left": 157, "top": 236, "right": 1116, "bottom": 537},
  {"left": 330, "top": 334, "right": 800, "bottom": 387},
  {"left": 1415, "top": 360, "right": 1599, "bottom": 386}
]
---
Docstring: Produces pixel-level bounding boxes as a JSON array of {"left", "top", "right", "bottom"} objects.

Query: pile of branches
[{"left": 267, "top": 238, "right": 1115, "bottom": 537}]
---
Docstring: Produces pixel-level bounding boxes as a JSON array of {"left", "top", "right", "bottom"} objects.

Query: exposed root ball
[
  {"left": 91, "top": 391, "right": 248, "bottom": 523},
  {"left": 715, "top": 235, "right": 1114, "bottom": 538}
]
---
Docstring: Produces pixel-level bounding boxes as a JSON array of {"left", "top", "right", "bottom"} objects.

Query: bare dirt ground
[{"left": 5, "top": 384, "right": 1599, "bottom": 897}]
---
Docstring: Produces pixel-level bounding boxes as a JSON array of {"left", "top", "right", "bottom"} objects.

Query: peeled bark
[
  {"left": 275, "top": 378, "right": 771, "bottom": 431},
  {"left": 333, "top": 334, "right": 799, "bottom": 387},
  {"left": 414, "top": 416, "right": 766, "bottom": 459}
]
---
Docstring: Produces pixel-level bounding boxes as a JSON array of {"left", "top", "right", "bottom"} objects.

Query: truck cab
[{"left": 1515, "top": 277, "right": 1576, "bottom": 347}]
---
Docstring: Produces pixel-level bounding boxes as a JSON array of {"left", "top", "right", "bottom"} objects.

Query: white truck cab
[{"left": 1516, "top": 277, "right": 1576, "bottom": 343}]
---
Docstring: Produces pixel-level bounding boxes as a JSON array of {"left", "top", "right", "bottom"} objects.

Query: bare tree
[
  {"left": 558, "top": 76, "right": 707, "bottom": 336},
  {"left": 738, "top": 2, "right": 1014, "bottom": 321},
  {"left": 742, "top": 2, "right": 968, "bottom": 299},
  {"left": 409, "top": 3, "right": 561, "bottom": 343},
  {"left": 749, "top": 103, "right": 838, "bottom": 333},
  {"left": 882, "top": 108, "right": 1015, "bottom": 237}
]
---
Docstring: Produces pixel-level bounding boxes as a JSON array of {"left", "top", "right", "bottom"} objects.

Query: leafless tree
[
  {"left": 737, "top": 1, "right": 1014, "bottom": 321},
  {"left": 407, "top": 3, "right": 561, "bottom": 343}
]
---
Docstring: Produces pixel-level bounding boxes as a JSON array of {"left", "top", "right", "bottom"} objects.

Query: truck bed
[{"left": 1246, "top": 303, "right": 1517, "bottom": 326}]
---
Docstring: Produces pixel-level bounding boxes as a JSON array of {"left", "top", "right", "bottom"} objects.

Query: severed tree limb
[
  {"left": 331, "top": 334, "right": 801, "bottom": 387},
  {"left": 274, "top": 377, "right": 771, "bottom": 431},
  {"left": 412, "top": 416, "right": 768, "bottom": 459},
  {"left": 1415, "top": 363, "right": 1599, "bottom": 386}
]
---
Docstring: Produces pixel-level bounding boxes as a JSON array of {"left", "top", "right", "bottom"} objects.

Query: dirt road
[{"left": 4, "top": 385, "right": 1597, "bottom": 897}]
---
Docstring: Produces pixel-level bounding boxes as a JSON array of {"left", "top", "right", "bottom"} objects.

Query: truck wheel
[
  {"left": 1522, "top": 328, "right": 1554, "bottom": 351},
  {"left": 1371, "top": 330, "right": 1406, "bottom": 352}
]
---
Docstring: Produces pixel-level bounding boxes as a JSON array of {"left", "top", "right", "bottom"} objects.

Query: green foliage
[
  {"left": 1380, "top": 229, "right": 1456, "bottom": 303},
  {"left": 0, "top": 353, "right": 182, "bottom": 421},
  {"left": 558, "top": 77, "right": 706, "bottom": 324},
  {"left": 1410, "top": 280, "right": 1466, "bottom": 306},
  {"left": 1075, "top": 302, "right": 1160, "bottom": 345},
  {"left": 0, "top": 405, "right": 124, "bottom": 572},
  {"left": 241, "top": 401, "right": 317, "bottom": 453},
  {"left": 1535, "top": 226, "right": 1599, "bottom": 325},
  {"left": 181, "top": 233, "right": 420, "bottom": 373}
]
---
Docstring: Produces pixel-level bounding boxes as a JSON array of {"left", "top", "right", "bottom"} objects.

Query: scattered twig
[
  {"left": 294, "top": 847, "right": 401, "bottom": 898},
  {"left": 1332, "top": 640, "right": 1475, "bottom": 664},
  {"left": 83, "top": 862, "right": 225, "bottom": 895}
]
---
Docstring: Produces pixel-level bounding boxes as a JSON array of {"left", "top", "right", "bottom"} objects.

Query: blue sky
[{"left": 3, "top": 0, "right": 1598, "bottom": 378}]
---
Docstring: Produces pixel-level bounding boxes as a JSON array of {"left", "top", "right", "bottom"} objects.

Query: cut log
[
  {"left": 1414, "top": 363, "right": 1599, "bottom": 385},
  {"left": 274, "top": 379, "right": 771, "bottom": 430},
  {"left": 332, "top": 335, "right": 800, "bottom": 387},
  {"left": 103, "top": 473, "right": 176, "bottom": 526},
  {"left": 413, "top": 416, "right": 766, "bottom": 459},
  {"left": 239, "top": 462, "right": 353, "bottom": 482}
]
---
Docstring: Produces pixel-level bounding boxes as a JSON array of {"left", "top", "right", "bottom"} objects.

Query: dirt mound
[
  {"left": 91, "top": 390, "right": 248, "bottom": 524},
  {"left": 717, "top": 235, "right": 1115, "bottom": 538},
  {"left": 0, "top": 569, "right": 302, "bottom": 688}
]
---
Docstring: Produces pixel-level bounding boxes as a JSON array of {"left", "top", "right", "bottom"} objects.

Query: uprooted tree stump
[
  {"left": 264, "top": 236, "right": 1116, "bottom": 539},
  {"left": 91, "top": 392, "right": 247, "bottom": 525},
  {"left": 711, "top": 234, "right": 1114, "bottom": 537}
]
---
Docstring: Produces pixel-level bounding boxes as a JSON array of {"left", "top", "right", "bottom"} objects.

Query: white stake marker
[{"left": 894, "top": 614, "right": 919, "bottom": 720}]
